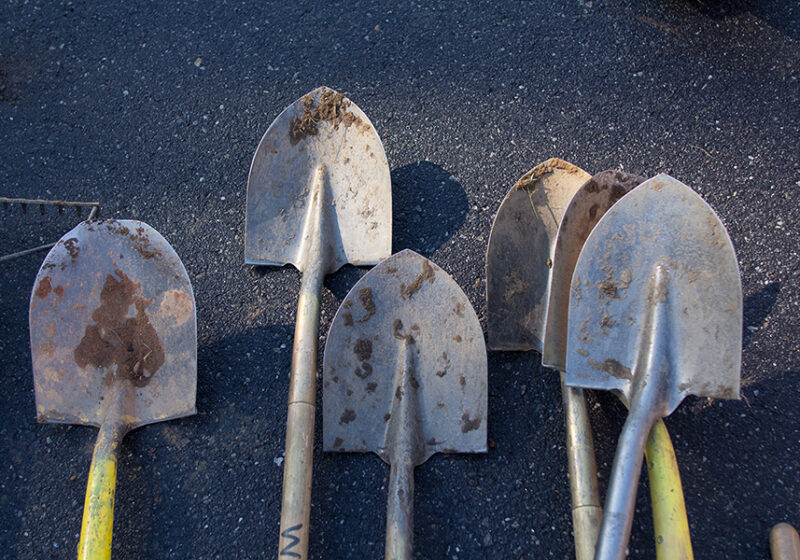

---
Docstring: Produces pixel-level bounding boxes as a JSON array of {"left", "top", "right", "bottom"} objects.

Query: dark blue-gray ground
[{"left": 1, "top": 0, "right": 798, "bottom": 558}]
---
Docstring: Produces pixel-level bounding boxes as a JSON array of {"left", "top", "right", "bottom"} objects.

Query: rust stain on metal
[
  {"left": 333, "top": 437, "right": 343, "bottom": 448},
  {"left": 392, "top": 318, "right": 416, "bottom": 344},
  {"left": 365, "top": 382, "right": 377, "bottom": 393},
  {"left": 288, "top": 88, "right": 361, "bottom": 145},
  {"left": 38, "top": 340, "right": 56, "bottom": 357},
  {"left": 158, "top": 290, "right": 193, "bottom": 327},
  {"left": 461, "top": 412, "right": 482, "bottom": 433},
  {"left": 35, "top": 277, "right": 53, "bottom": 299},
  {"left": 54, "top": 284, "right": 65, "bottom": 298},
  {"left": 45, "top": 321, "right": 55, "bottom": 338},
  {"left": 73, "top": 270, "right": 165, "bottom": 387},
  {"left": 342, "top": 312, "right": 353, "bottom": 326},
  {"left": 62, "top": 237, "right": 80, "bottom": 261},
  {"left": 358, "top": 286, "right": 376, "bottom": 322},
  {"left": 588, "top": 358, "right": 632, "bottom": 380}
]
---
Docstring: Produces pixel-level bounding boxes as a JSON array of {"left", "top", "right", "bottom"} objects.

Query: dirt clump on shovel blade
[{"left": 289, "top": 89, "right": 360, "bottom": 145}]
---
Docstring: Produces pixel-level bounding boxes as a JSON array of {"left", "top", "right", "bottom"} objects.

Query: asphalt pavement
[{"left": 1, "top": 0, "right": 798, "bottom": 558}]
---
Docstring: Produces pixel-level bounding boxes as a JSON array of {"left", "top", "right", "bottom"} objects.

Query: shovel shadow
[
  {"left": 391, "top": 161, "right": 469, "bottom": 257},
  {"left": 743, "top": 281, "right": 780, "bottom": 349}
]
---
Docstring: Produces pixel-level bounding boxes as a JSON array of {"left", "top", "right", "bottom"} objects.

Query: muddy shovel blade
[
  {"left": 324, "top": 249, "right": 487, "bottom": 560},
  {"left": 245, "top": 87, "right": 391, "bottom": 560},
  {"left": 544, "top": 170, "right": 695, "bottom": 558},
  {"left": 486, "top": 158, "right": 590, "bottom": 352},
  {"left": 565, "top": 175, "right": 742, "bottom": 560},
  {"left": 487, "top": 159, "right": 605, "bottom": 560},
  {"left": 30, "top": 219, "right": 196, "bottom": 559}
]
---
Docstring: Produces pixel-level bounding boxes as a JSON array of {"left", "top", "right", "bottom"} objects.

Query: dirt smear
[
  {"left": 358, "top": 287, "right": 376, "bottom": 322},
  {"left": 461, "top": 412, "right": 482, "bottom": 433},
  {"left": 588, "top": 358, "right": 632, "bottom": 380},
  {"left": 74, "top": 269, "right": 165, "bottom": 387},
  {"left": 288, "top": 88, "right": 361, "bottom": 145},
  {"left": 514, "top": 158, "right": 585, "bottom": 192},
  {"left": 403, "top": 260, "right": 435, "bottom": 298},
  {"left": 353, "top": 339, "right": 372, "bottom": 361}
]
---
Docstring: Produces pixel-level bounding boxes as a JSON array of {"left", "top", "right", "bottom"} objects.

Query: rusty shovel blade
[
  {"left": 564, "top": 174, "right": 742, "bottom": 560},
  {"left": 324, "top": 249, "right": 487, "bottom": 559},
  {"left": 30, "top": 219, "right": 197, "bottom": 428}
]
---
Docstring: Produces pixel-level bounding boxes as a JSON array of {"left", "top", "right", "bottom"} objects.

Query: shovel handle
[
  {"left": 386, "top": 455, "right": 415, "bottom": 560},
  {"left": 645, "top": 419, "right": 694, "bottom": 560},
  {"left": 77, "top": 413, "right": 127, "bottom": 560},
  {"left": 561, "top": 379, "right": 603, "bottom": 560},
  {"left": 771, "top": 523, "right": 800, "bottom": 560},
  {"left": 278, "top": 266, "right": 324, "bottom": 560}
]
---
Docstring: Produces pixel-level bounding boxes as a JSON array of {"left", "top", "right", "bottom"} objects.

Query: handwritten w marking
[{"left": 279, "top": 523, "right": 303, "bottom": 558}]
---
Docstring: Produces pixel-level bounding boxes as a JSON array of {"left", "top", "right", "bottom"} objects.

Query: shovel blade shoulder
[
  {"left": 30, "top": 220, "right": 197, "bottom": 430},
  {"left": 564, "top": 175, "right": 742, "bottom": 411},
  {"left": 323, "top": 249, "right": 487, "bottom": 463},
  {"left": 486, "top": 159, "right": 590, "bottom": 352},
  {"left": 245, "top": 86, "right": 391, "bottom": 272}
]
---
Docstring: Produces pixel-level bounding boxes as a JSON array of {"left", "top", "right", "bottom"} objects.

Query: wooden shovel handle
[
  {"left": 78, "top": 413, "right": 127, "bottom": 560},
  {"left": 771, "top": 523, "right": 800, "bottom": 560}
]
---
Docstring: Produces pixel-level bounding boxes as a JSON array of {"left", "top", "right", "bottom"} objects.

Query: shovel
[
  {"left": 245, "top": 86, "right": 391, "bottom": 559},
  {"left": 564, "top": 174, "right": 742, "bottom": 560},
  {"left": 543, "top": 170, "right": 694, "bottom": 559},
  {"left": 30, "top": 219, "right": 196, "bottom": 560},
  {"left": 323, "top": 249, "right": 487, "bottom": 559},
  {"left": 486, "top": 158, "right": 602, "bottom": 560}
]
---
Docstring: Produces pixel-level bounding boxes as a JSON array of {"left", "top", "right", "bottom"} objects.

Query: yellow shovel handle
[
  {"left": 645, "top": 419, "right": 694, "bottom": 560},
  {"left": 78, "top": 417, "right": 126, "bottom": 560}
]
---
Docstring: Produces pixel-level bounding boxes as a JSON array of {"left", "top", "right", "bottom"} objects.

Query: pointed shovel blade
[
  {"left": 564, "top": 174, "right": 742, "bottom": 411},
  {"left": 323, "top": 249, "right": 487, "bottom": 464},
  {"left": 245, "top": 86, "right": 391, "bottom": 272}
]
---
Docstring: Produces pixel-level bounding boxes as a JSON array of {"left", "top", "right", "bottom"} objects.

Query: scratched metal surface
[
  {"left": 1, "top": 1, "right": 799, "bottom": 558},
  {"left": 323, "top": 249, "right": 487, "bottom": 461},
  {"left": 486, "top": 159, "right": 590, "bottom": 352},
  {"left": 245, "top": 86, "right": 392, "bottom": 273},
  {"left": 30, "top": 219, "right": 197, "bottom": 430},
  {"left": 565, "top": 175, "right": 742, "bottom": 407}
]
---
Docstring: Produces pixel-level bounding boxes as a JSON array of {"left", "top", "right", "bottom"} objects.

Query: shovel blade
[
  {"left": 30, "top": 220, "right": 197, "bottom": 430},
  {"left": 245, "top": 86, "right": 391, "bottom": 272},
  {"left": 542, "top": 170, "right": 645, "bottom": 371},
  {"left": 486, "top": 159, "right": 590, "bottom": 352},
  {"left": 564, "top": 175, "right": 742, "bottom": 412},
  {"left": 323, "top": 249, "right": 487, "bottom": 464}
]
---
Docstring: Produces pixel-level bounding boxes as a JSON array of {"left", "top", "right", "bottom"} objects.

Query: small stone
[{"left": 194, "top": 57, "right": 202, "bottom": 67}]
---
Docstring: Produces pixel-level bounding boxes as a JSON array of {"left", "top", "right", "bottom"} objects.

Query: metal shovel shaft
[
  {"left": 278, "top": 166, "right": 328, "bottom": 560},
  {"left": 562, "top": 380, "right": 603, "bottom": 560},
  {"left": 594, "top": 265, "right": 672, "bottom": 560}
]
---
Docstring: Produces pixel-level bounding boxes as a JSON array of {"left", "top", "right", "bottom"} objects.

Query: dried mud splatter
[
  {"left": 74, "top": 270, "right": 165, "bottom": 387},
  {"left": 288, "top": 89, "right": 361, "bottom": 145},
  {"left": 402, "top": 260, "right": 435, "bottom": 298}
]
